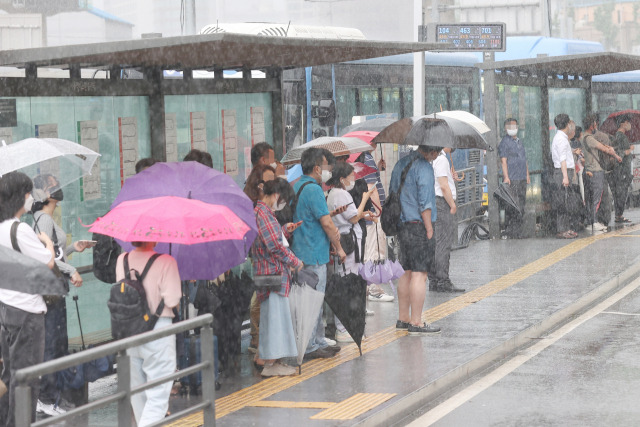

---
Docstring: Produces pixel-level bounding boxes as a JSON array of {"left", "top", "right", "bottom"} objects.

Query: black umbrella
[
  {"left": 0, "top": 244, "right": 65, "bottom": 295},
  {"left": 339, "top": 117, "right": 397, "bottom": 135},
  {"left": 493, "top": 182, "right": 521, "bottom": 215},
  {"left": 371, "top": 115, "right": 493, "bottom": 151},
  {"left": 212, "top": 271, "right": 254, "bottom": 369},
  {"left": 324, "top": 264, "right": 368, "bottom": 356}
]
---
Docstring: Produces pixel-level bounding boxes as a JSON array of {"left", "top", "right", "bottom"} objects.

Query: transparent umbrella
[{"left": 0, "top": 138, "right": 100, "bottom": 191}]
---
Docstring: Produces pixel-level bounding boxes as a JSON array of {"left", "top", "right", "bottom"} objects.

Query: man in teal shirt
[{"left": 292, "top": 148, "right": 346, "bottom": 359}]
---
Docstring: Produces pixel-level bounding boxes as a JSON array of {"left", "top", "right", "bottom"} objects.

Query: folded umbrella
[
  {"left": 325, "top": 265, "right": 368, "bottom": 356},
  {"left": 493, "top": 182, "right": 521, "bottom": 215},
  {"left": 0, "top": 244, "right": 66, "bottom": 295},
  {"left": 359, "top": 260, "right": 395, "bottom": 285},
  {"left": 289, "top": 271, "right": 324, "bottom": 373}
]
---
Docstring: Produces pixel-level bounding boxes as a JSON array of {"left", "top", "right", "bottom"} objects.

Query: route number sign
[{"left": 422, "top": 23, "right": 506, "bottom": 52}]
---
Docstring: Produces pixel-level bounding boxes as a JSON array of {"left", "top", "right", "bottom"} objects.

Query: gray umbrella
[
  {"left": 288, "top": 276, "right": 324, "bottom": 374},
  {"left": 371, "top": 115, "right": 493, "bottom": 151},
  {"left": 0, "top": 244, "right": 65, "bottom": 295}
]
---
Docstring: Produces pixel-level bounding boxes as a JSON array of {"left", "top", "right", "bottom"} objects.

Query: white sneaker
[
  {"left": 324, "top": 338, "right": 337, "bottom": 346},
  {"left": 336, "top": 331, "right": 354, "bottom": 343},
  {"left": 592, "top": 222, "right": 607, "bottom": 231},
  {"left": 36, "top": 400, "right": 66, "bottom": 417},
  {"left": 368, "top": 292, "right": 394, "bottom": 302},
  {"left": 365, "top": 308, "right": 375, "bottom": 316}
]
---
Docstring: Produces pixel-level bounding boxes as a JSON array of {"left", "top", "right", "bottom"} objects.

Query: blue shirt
[
  {"left": 291, "top": 175, "right": 330, "bottom": 265},
  {"left": 389, "top": 150, "right": 437, "bottom": 223},
  {"left": 497, "top": 135, "right": 528, "bottom": 181}
]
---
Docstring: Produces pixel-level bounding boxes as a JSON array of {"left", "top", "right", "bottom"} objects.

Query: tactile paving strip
[{"left": 170, "top": 224, "right": 640, "bottom": 426}]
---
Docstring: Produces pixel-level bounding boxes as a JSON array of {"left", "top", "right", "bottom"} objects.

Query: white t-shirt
[
  {"left": 326, "top": 188, "right": 362, "bottom": 240},
  {"left": 433, "top": 151, "right": 456, "bottom": 200},
  {"left": 551, "top": 130, "right": 575, "bottom": 169},
  {"left": 0, "top": 218, "right": 52, "bottom": 313}
]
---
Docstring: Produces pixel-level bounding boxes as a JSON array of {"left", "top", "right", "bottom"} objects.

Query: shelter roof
[
  {"left": 0, "top": 32, "right": 438, "bottom": 71},
  {"left": 478, "top": 52, "right": 640, "bottom": 78}
]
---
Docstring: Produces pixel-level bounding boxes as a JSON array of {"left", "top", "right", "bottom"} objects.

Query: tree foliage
[{"left": 594, "top": 1, "right": 618, "bottom": 50}]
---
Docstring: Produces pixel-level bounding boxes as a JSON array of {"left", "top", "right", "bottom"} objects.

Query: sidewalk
[
  {"left": 187, "top": 211, "right": 640, "bottom": 427},
  {"left": 53, "top": 211, "right": 640, "bottom": 426}
]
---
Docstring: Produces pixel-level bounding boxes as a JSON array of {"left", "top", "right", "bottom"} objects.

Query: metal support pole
[
  {"left": 146, "top": 67, "right": 166, "bottom": 161},
  {"left": 484, "top": 53, "right": 500, "bottom": 239},
  {"left": 15, "top": 385, "right": 31, "bottom": 427},
  {"left": 201, "top": 325, "right": 217, "bottom": 426},
  {"left": 116, "top": 350, "right": 133, "bottom": 427},
  {"left": 268, "top": 68, "right": 284, "bottom": 159},
  {"left": 413, "top": 0, "right": 425, "bottom": 117}
]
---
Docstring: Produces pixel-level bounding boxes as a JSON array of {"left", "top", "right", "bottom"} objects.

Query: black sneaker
[
  {"left": 407, "top": 322, "right": 441, "bottom": 335},
  {"left": 395, "top": 320, "right": 410, "bottom": 330},
  {"left": 437, "top": 280, "right": 465, "bottom": 293}
]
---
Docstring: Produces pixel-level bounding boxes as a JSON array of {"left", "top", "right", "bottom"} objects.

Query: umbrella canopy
[
  {"left": 425, "top": 111, "right": 491, "bottom": 134},
  {"left": 359, "top": 260, "right": 395, "bottom": 285},
  {"left": 89, "top": 197, "right": 251, "bottom": 245},
  {"left": 493, "top": 182, "right": 521, "bottom": 215},
  {"left": 341, "top": 131, "right": 379, "bottom": 144},
  {"left": 0, "top": 244, "right": 66, "bottom": 295},
  {"left": 600, "top": 110, "right": 640, "bottom": 142},
  {"left": 371, "top": 116, "right": 493, "bottom": 151},
  {"left": 110, "top": 161, "right": 257, "bottom": 280},
  {"left": 339, "top": 118, "right": 397, "bottom": 135},
  {"left": 288, "top": 279, "right": 324, "bottom": 371},
  {"left": 280, "top": 137, "right": 373, "bottom": 166},
  {"left": 325, "top": 267, "right": 368, "bottom": 355},
  {"left": 351, "top": 162, "right": 378, "bottom": 180},
  {"left": 0, "top": 138, "right": 100, "bottom": 191}
]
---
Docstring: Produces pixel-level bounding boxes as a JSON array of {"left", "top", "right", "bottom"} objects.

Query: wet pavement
[{"left": 40, "top": 210, "right": 640, "bottom": 426}]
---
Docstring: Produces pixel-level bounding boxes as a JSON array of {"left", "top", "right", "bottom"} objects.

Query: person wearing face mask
[
  {"left": 498, "top": 118, "right": 530, "bottom": 239},
  {"left": 251, "top": 179, "right": 303, "bottom": 376},
  {"left": 0, "top": 172, "right": 55, "bottom": 427},
  {"left": 292, "top": 147, "right": 345, "bottom": 359},
  {"left": 251, "top": 142, "right": 286, "bottom": 177},
  {"left": 30, "top": 174, "right": 91, "bottom": 415},
  {"left": 608, "top": 114, "right": 635, "bottom": 224},
  {"left": 326, "top": 163, "right": 376, "bottom": 342}
]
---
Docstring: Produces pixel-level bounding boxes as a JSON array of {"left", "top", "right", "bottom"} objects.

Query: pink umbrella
[
  {"left": 351, "top": 162, "right": 377, "bottom": 180},
  {"left": 89, "top": 196, "right": 251, "bottom": 246}
]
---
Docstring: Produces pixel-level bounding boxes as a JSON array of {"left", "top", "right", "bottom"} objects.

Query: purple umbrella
[{"left": 110, "top": 161, "right": 257, "bottom": 280}]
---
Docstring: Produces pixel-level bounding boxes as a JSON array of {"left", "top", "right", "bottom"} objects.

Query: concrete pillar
[{"left": 483, "top": 54, "right": 500, "bottom": 239}]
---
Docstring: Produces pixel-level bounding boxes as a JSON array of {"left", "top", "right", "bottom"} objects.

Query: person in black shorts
[{"left": 389, "top": 145, "right": 442, "bottom": 335}]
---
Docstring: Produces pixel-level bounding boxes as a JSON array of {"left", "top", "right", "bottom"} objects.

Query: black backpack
[
  {"left": 92, "top": 232, "right": 122, "bottom": 284},
  {"left": 381, "top": 157, "right": 418, "bottom": 236},
  {"left": 108, "top": 253, "right": 163, "bottom": 340}
]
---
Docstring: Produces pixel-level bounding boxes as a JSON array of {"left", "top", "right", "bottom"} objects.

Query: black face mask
[{"left": 50, "top": 189, "right": 64, "bottom": 202}]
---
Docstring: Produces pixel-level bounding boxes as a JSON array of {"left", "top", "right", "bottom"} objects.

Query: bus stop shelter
[{"left": 479, "top": 52, "right": 640, "bottom": 238}]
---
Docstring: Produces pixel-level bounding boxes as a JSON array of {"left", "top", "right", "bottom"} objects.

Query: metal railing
[{"left": 15, "top": 314, "right": 216, "bottom": 427}]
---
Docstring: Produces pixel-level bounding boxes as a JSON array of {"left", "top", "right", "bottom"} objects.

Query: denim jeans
[
  {"left": 128, "top": 317, "right": 176, "bottom": 427},
  {"left": 304, "top": 263, "right": 328, "bottom": 353}
]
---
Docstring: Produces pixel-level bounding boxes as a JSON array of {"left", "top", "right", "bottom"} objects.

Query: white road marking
[
  {"left": 600, "top": 311, "right": 640, "bottom": 316},
  {"left": 407, "top": 277, "right": 640, "bottom": 427}
]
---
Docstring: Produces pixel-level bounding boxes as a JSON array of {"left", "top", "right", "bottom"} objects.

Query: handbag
[
  {"left": 339, "top": 226, "right": 357, "bottom": 256},
  {"left": 253, "top": 274, "right": 283, "bottom": 291}
]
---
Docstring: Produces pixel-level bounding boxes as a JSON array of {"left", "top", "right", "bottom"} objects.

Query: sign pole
[{"left": 414, "top": 0, "right": 425, "bottom": 116}]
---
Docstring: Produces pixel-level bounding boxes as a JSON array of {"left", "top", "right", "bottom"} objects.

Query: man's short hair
[
  {"left": 504, "top": 118, "right": 518, "bottom": 126},
  {"left": 321, "top": 148, "right": 336, "bottom": 167},
  {"left": 417, "top": 145, "right": 443, "bottom": 155},
  {"left": 583, "top": 113, "right": 599, "bottom": 130},
  {"left": 301, "top": 147, "right": 326, "bottom": 175},
  {"left": 251, "top": 142, "right": 274, "bottom": 166},
  {"left": 615, "top": 113, "right": 633, "bottom": 127},
  {"left": 183, "top": 149, "right": 213, "bottom": 168},
  {"left": 135, "top": 157, "right": 157, "bottom": 174},
  {"left": 554, "top": 114, "right": 571, "bottom": 130}
]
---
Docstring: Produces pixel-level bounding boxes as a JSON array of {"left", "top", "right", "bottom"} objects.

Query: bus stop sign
[{"left": 421, "top": 23, "right": 506, "bottom": 52}]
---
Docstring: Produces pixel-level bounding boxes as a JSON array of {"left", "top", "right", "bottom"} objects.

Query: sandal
[{"left": 556, "top": 231, "right": 576, "bottom": 239}]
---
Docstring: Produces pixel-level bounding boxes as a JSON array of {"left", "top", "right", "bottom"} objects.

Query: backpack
[
  {"left": 92, "top": 232, "right": 122, "bottom": 283},
  {"left": 381, "top": 157, "right": 418, "bottom": 236},
  {"left": 590, "top": 132, "right": 617, "bottom": 172},
  {"left": 107, "top": 253, "right": 163, "bottom": 340}
]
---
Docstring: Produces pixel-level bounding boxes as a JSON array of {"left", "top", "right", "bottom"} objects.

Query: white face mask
[
  {"left": 270, "top": 162, "right": 277, "bottom": 170},
  {"left": 24, "top": 194, "right": 34, "bottom": 213},
  {"left": 506, "top": 128, "right": 518, "bottom": 137},
  {"left": 343, "top": 179, "right": 355, "bottom": 191},
  {"left": 321, "top": 169, "right": 332, "bottom": 184},
  {"left": 274, "top": 200, "right": 287, "bottom": 211}
]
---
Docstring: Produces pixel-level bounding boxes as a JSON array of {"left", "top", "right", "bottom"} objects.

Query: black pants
[
  {"left": 0, "top": 302, "right": 45, "bottom": 427},
  {"left": 504, "top": 180, "right": 527, "bottom": 238},
  {"left": 606, "top": 169, "right": 631, "bottom": 218},
  {"left": 40, "top": 297, "right": 68, "bottom": 403}
]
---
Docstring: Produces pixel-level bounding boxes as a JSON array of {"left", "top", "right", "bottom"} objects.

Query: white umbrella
[
  {"left": 281, "top": 136, "right": 373, "bottom": 166},
  {"left": 0, "top": 138, "right": 100, "bottom": 191},
  {"left": 288, "top": 281, "right": 324, "bottom": 373},
  {"left": 426, "top": 110, "right": 491, "bottom": 134}
]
